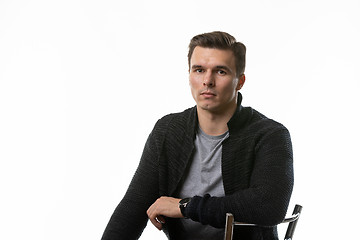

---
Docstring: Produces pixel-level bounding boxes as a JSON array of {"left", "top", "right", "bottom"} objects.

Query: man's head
[
  {"left": 188, "top": 31, "right": 246, "bottom": 78},
  {"left": 188, "top": 31, "right": 246, "bottom": 114},
  {"left": 188, "top": 32, "right": 246, "bottom": 115}
]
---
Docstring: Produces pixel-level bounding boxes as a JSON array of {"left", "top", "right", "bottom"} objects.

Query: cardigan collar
[
  {"left": 227, "top": 92, "right": 251, "bottom": 135},
  {"left": 186, "top": 92, "right": 250, "bottom": 139}
]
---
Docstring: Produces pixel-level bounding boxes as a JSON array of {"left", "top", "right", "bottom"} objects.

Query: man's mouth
[{"left": 200, "top": 90, "right": 216, "bottom": 97}]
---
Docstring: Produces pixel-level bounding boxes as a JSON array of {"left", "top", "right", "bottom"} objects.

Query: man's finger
[
  {"left": 147, "top": 207, "right": 163, "bottom": 230},
  {"left": 150, "top": 216, "right": 163, "bottom": 230},
  {"left": 156, "top": 216, "right": 166, "bottom": 224}
]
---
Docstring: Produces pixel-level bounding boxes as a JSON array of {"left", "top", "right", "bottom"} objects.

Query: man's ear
[{"left": 236, "top": 74, "right": 246, "bottom": 90}]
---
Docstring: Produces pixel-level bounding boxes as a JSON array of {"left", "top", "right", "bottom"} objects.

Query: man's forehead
[{"left": 191, "top": 46, "right": 236, "bottom": 67}]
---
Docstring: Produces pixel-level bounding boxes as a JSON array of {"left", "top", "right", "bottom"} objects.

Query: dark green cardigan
[{"left": 102, "top": 93, "right": 294, "bottom": 240}]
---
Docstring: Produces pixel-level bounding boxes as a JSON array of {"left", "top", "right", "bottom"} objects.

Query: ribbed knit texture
[{"left": 101, "top": 93, "right": 294, "bottom": 240}]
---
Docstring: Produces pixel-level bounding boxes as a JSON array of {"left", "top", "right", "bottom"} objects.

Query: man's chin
[{"left": 197, "top": 104, "right": 219, "bottom": 112}]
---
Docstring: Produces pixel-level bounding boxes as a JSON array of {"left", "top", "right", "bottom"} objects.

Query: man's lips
[{"left": 200, "top": 91, "right": 216, "bottom": 97}]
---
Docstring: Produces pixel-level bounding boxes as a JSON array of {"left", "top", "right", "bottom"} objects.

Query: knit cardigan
[{"left": 101, "top": 93, "right": 294, "bottom": 240}]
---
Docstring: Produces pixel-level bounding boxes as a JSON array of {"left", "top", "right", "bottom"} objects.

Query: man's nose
[{"left": 203, "top": 72, "right": 215, "bottom": 87}]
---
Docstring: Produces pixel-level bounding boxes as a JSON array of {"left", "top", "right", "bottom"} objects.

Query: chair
[{"left": 224, "top": 204, "right": 303, "bottom": 240}]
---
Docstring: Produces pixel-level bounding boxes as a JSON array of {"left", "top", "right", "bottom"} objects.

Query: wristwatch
[{"left": 179, "top": 197, "right": 191, "bottom": 218}]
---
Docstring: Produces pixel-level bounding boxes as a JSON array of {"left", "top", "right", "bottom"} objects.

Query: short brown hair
[{"left": 188, "top": 31, "right": 246, "bottom": 77}]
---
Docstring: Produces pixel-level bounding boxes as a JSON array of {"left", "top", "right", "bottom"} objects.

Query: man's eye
[
  {"left": 195, "top": 69, "right": 204, "bottom": 73},
  {"left": 218, "top": 70, "right": 226, "bottom": 75}
]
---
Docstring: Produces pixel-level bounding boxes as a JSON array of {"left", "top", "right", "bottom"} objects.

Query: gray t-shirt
[{"left": 177, "top": 127, "right": 229, "bottom": 240}]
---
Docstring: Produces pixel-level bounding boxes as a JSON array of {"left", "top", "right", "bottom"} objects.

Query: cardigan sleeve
[
  {"left": 184, "top": 126, "right": 294, "bottom": 228},
  {"left": 101, "top": 121, "right": 163, "bottom": 240}
]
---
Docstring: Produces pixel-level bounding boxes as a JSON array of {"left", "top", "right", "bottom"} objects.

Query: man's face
[{"left": 189, "top": 46, "right": 244, "bottom": 114}]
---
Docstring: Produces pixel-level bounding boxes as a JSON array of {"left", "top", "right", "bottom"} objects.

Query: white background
[{"left": 1, "top": 0, "right": 359, "bottom": 239}]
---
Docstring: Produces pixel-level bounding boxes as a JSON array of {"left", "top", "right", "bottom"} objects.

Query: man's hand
[{"left": 147, "top": 196, "right": 183, "bottom": 230}]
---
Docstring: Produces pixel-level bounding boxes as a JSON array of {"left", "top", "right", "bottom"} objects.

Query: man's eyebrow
[
  {"left": 191, "top": 65, "right": 203, "bottom": 69},
  {"left": 215, "top": 65, "right": 232, "bottom": 72},
  {"left": 191, "top": 65, "right": 230, "bottom": 69}
]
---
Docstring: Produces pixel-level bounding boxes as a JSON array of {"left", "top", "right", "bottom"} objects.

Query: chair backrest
[{"left": 224, "top": 204, "right": 303, "bottom": 240}]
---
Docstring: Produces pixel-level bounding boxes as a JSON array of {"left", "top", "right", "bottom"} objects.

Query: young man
[{"left": 101, "top": 31, "right": 293, "bottom": 240}]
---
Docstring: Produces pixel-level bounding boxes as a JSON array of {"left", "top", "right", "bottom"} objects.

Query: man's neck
[{"left": 197, "top": 104, "right": 237, "bottom": 136}]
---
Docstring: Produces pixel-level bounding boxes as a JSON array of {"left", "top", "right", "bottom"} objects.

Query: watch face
[
  {"left": 180, "top": 197, "right": 191, "bottom": 206},
  {"left": 179, "top": 197, "right": 191, "bottom": 218}
]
